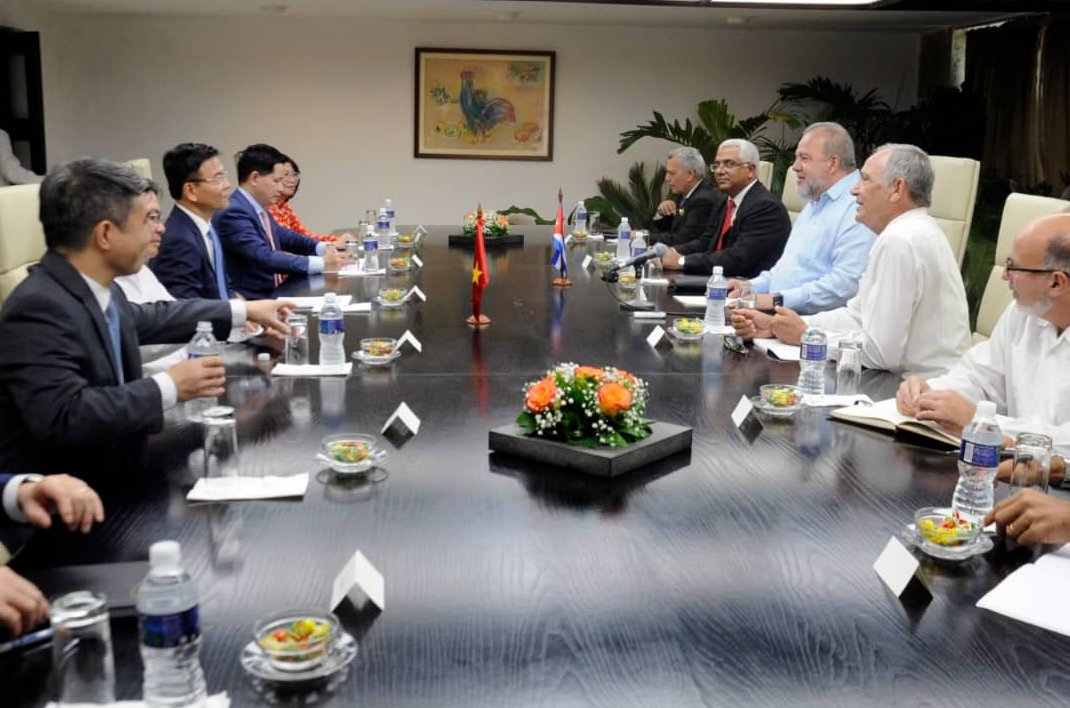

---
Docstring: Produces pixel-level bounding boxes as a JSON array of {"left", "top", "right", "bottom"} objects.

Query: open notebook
[{"left": 828, "top": 397, "right": 960, "bottom": 448}]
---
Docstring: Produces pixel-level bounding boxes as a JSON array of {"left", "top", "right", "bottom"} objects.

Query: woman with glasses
[{"left": 268, "top": 157, "right": 344, "bottom": 244}]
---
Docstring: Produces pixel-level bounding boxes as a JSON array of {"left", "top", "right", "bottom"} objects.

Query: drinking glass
[
  {"left": 1009, "top": 432, "right": 1052, "bottom": 494},
  {"left": 588, "top": 212, "right": 602, "bottom": 238},
  {"left": 203, "top": 406, "right": 240, "bottom": 479},
  {"left": 836, "top": 332, "right": 862, "bottom": 395},
  {"left": 285, "top": 313, "right": 309, "bottom": 365},
  {"left": 51, "top": 591, "right": 115, "bottom": 705}
]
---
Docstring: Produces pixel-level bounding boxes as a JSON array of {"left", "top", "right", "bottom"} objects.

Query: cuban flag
[{"left": 549, "top": 188, "right": 568, "bottom": 278}]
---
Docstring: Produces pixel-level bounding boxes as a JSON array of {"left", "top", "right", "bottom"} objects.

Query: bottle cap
[
  {"left": 149, "top": 540, "right": 182, "bottom": 569},
  {"left": 713, "top": 266, "right": 724, "bottom": 276},
  {"left": 196, "top": 320, "right": 212, "bottom": 332},
  {"left": 257, "top": 353, "right": 270, "bottom": 363},
  {"left": 324, "top": 292, "right": 337, "bottom": 302},
  {"left": 976, "top": 400, "right": 998, "bottom": 419}
]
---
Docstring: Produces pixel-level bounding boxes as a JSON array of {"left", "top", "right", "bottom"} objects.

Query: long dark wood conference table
[{"left": 6, "top": 226, "right": 1070, "bottom": 707}]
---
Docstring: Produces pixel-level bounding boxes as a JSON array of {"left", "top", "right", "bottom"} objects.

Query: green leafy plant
[
  {"left": 591, "top": 162, "right": 667, "bottom": 230},
  {"left": 776, "top": 76, "right": 893, "bottom": 160}
]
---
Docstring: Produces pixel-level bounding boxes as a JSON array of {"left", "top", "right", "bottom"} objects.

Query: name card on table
[
  {"left": 397, "top": 330, "right": 423, "bottom": 353},
  {"left": 382, "top": 402, "right": 421, "bottom": 448},
  {"left": 731, "top": 395, "right": 763, "bottom": 442},
  {"left": 330, "top": 550, "right": 385, "bottom": 611},
  {"left": 565, "top": 234, "right": 574, "bottom": 246},
  {"left": 411, "top": 254, "right": 424, "bottom": 268},
  {"left": 582, "top": 254, "right": 593, "bottom": 270},
  {"left": 873, "top": 537, "right": 930, "bottom": 599},
  {"left": 408, "top": 286, "right": 427, "bottom": 302},
  {"left": 646, "top": 326, "right": 671, "bottom": 349},
  {"left": 412, "top": 224, "right": 428, "bottom": 241}
]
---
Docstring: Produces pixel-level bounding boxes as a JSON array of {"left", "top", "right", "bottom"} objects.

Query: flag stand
[
  {"left": 466, "top": 314, "right": 492, "bottom": 326},
  {"left": 552, "top": 276, "right": 572, "bottom": 288}
]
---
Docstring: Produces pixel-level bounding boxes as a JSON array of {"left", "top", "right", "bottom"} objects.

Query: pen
[{"left": 0, "top": 626, "right": 53, "bottom": 655}]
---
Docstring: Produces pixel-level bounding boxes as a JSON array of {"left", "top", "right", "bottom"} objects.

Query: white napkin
[
  {"left": 977, "top": 545, "right": 1070, "bottom": 637},
  {"left": 48, "top": 691, "right": 230, "bottom": 708},
  {"left": 805, "top": 394, "right": 872, "bottom": 407},
  {"left": 272, "top": 363, "right": 353, "bottom": 377},
  {"left": 338, "top": 263, "right": 385, "bottom": 277},
  {"left": 753, "top": 337, "right": 800, "bottom": 361},
  {"left": 673, "top": 295, "right": 706, "bottom": 308},
  {"left": 187, "top": 475, "right": 309, "bottom": 502}
]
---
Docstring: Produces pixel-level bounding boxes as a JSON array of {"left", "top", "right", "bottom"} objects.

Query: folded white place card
[
  {"left": 565, "top": 234, "right": 574, "bottom": 245},
  {"left": 411, "top": 254, "right": 424, "bottom": 268},
  {"left": 397, "top": 330, "right": 422, "bottom": 353},
  {"left": 873, "top": 537, "right": 926, "bottom": 597},
  {"left": 342, "top": 302, "right": 373, "bottom": 313},
  {"left": 382, "top": 402, "right": 420, "bottom": 436},
  {"left": 673, "top": 295, "right": 707, "bottom": 308},
  {"left": 186, "top": 474, "right": 309, "bottom": 502},
  {"left": 646, "top": 325, "right": 670, "bottom": 349},
  {"left": 283, "top": 295, "right": 353, "bottom": 310},
  {"left": 272, "top": 363, "right": 353, "bottom": 377},
  {"left": 330, "top": 550, "right": 385, "bottom": 611},
  {"left": 338, "top": 263, "right": 385, "bottom": 277},
  {"left": 412, "top": 224, "right": 428, "bottom": 240},
  {"left": 408, "top": 286, "right": 427, "bottom": 302},
  {"left": 582, "top": 255, "right": 593, "bottom": 269},
  {"left": 753, "top": 337, "right": 800, "bottom": 362},
  {"left": 731, "top": 395, "right": 755, "bottom": 428}
]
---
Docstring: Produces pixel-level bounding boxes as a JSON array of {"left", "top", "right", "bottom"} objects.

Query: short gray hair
[
  {"left": 718, "top": 139, "right": 760, "bottom": 168},
  {"left": 874, "top": 143, "right": 933, "bottom": 207},
  {"left": 1044, "top": 228, "right": 1070, "bottom": 274},
  {"left": 803, "top": 121, "right": 856, "bottom": 169},
  {"left": 40, "top": 158, "right": 159, "bottom": 252},
  {"left": 668, "top": 147, "right": 706, "bottom": 179}
]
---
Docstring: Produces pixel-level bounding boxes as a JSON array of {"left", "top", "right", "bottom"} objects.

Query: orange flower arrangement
[
  {"left": 516, "top": 363, "right": 651, "bottom": 447},
  {"left": 462, "top": 209, "right": 510, "bottom": 238}
]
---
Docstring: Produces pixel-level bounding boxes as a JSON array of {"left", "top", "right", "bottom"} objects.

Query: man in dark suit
[
  {"left": 650, "top": 147, "right": 720, "bottom": 248},
  {"left": 0, "top": 473, "right": 104, "bottom": 636},
  {"left": 215, "top": 143, "right": 348, "bottom": 299},
  {"left": 151, "top": 143, "right": 235, "bottom": 299},
  {"left": 662, "top": 139, "right": 791, "bottom": 277},
  {"left": 0, "top": 158, "right": 292, "bottom": 480}
]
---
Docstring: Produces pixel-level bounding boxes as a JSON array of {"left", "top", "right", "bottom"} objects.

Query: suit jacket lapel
[{"left": 175, "top": 207, "right": 212, "bottom": 262}]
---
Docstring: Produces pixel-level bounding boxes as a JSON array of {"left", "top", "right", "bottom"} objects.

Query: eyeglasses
[
  {"left": 187, "top": 172, "right": 228, "bottom": 186},
  {"left": 710, "top": 160, "right": 752, "bottom": 172},
  {"left": 282, "top": 172, "right": 301, "bottom": 183},
  {"left": 1004, "top": 258, "right": 1068, "bottom": 276}
]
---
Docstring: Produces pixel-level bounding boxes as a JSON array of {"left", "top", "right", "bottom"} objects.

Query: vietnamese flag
[{"left": 471, "top": 204, "right": 490, "bottom": 320}]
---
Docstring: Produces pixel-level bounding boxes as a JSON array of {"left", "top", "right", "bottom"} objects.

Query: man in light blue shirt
[{"left": 730, "top": 122, "right": 875, "bottom": 315}]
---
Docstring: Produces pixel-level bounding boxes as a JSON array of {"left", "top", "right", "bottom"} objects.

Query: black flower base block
[
  {"left": 488, "top": 421, "right": 692, "bottom": 477},
  {"left": 448, "top": 234, "right": 525, "bottom": 248}
]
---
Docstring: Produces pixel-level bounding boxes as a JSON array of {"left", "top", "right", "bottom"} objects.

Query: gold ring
[{"left": 1008, "top": 523, "right": 1017, "bottom": 535}]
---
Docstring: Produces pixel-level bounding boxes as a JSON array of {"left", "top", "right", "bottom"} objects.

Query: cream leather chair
[
  {"left": 757, "top": 160, "right": 774, "bottom": 191},
  {"left": 124, "top": 158, "right": 152, "bottom": 180},
  {"left": 973, "top": 193, "right": 1070, "bottom": 341},
  {"left": 0, "top": 183, "right": 45, "bottom": 305},
  {"left": 929, "top": 156, "right": 980, "bottom": 267},
  {"left": 780, "top": 167, "right": 807, "bottom": 225}
]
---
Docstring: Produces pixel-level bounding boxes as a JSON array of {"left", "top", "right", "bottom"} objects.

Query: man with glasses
[
  {"left": 215, "top": 143, "right": 348, "bottom": 299},
  {"left": 649, "top": 147, "right": 720, "bottom": 248},
  {"left": 898, "top": 213, "right": 1070, "bottom": 451},
  {"left": 661, "top": 139, "right": 790, "bottom": 277},
  {"left": 150, "top": 143, "right": 236, "bottom": 300},
  {"left": 728, "top": 122, "right": 876, "bottom": 314}
]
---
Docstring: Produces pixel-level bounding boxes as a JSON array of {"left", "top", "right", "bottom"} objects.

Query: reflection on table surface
[{"left": 7, "top": 227, "right": 1070, "bottom": 707}]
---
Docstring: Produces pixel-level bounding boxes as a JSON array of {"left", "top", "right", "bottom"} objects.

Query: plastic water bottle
[
  {"left": 363, "top": 224, "right": 379, "bottom": 273},
  {"left": 184, "top": 321, "right": 221, "bottom": 423},
  {"left": 797, "top": 325, "right": 828, "bottom": 399},
  {"left": 376, "top": 208, "right": 391, "bottom": 249},
  {"left": 383, "top": 198, "right": 396, "bottom": 233},
  {"left": 575, "top": 201, "right": 587, "bottom": 237},
  {"left": 953, "top": 400, "right": 1002, "bottom": 522},
  {"left": 615, "top": 217, "right": 632, "bottom": 263},
  {"left": 318, "top": 292, "right": 346, "bottom": 368},
  {"left": 631, "top": 229, "right": 647, "bottom": 259},
  {"left": 703, "top": 266, "right": 727, "bottom": 331},
  {"left": 137, "top": 541, "right": 206, "bottom": 708}
]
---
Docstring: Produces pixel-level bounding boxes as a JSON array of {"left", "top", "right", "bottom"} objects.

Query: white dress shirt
[
  {"left": 805, "top": 207, "right": 971, "bottom": 378},
  {"left": 175, "top": 203, "right": 217, "bottom": 268},
  {"left": 115, "top": 267, "right": 190, "bottom": 374},
  {"left": 928, "top": 302, "right": 1070, "bottom": 454},
  {"left": 677, "top": 179, "right": 755, "bottom": 269}
]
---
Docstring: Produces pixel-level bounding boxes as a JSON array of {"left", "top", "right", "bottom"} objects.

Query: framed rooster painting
[{"left": 415, "top": 48, "right": 555, "bottom": 161}]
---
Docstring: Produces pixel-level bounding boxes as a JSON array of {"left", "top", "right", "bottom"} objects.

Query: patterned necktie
[
  {"left": 715, "top": 198, "right": 736, "bottom": 252},
  {"left": 104, "top": 301, "right": 124, "bottom": 384},
  {"left": 207, "top": 225, "right": 229, "bottom": 299},
  {"left": 259, "top": 210, "right": 284, "bottom": 287}
]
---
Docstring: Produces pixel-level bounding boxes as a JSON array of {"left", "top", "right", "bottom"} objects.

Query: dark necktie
[
  {"left": 207, "top": 225, "right": 229, "bottom": 299},
  {"left": 715, "top": 198, "right": 736, "bottom": 252},
  {"left": 105, "top": 301, "right": 124, "bottom": 384},
  {"left": 259, "top": 210, "right": 284, "bottom": 287}
]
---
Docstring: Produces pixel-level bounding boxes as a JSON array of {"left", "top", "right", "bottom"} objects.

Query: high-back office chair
[
  {"left": 929, "top": 156, "right": 980, "bottom": 267},
  {"left": 0, "top": 183, "right": 45, "bottom": 306},
  {"left": 757, "top": 161, "right": 774, "bottom": 191},
  {"left": 780, "top": 168, "right": 807, "bottom": 225},
  {"left": 124, "top": 158, "right": 153, "bottom": 180},
  {"left": 973, "top": 193, "right": 1070, "bottom": 341}
]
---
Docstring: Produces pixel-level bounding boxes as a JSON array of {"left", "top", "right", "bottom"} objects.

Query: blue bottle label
[
  {"left": 364, "top": 239, "right": 378, "bottom": 250},
  {"left": 800, "top": 343, "right": 827, "bottom": 362},
  {"left": 707, "top": 286, "right": 728, "bottom": 300},
  {"left": 632, "top": 246, "right": 646, "bottom": 257},
  {"left": 377, "top": 219, "right": 389, "bottom": 230},
  {"left": 319, "top": 318, "right": 345, "bottom": 335},
  {"left": 385, "top": 209, "right": 395, "bottom": 219},
  {"left": 959, "top": 441, "right": 999, "bottom": 467},
  {"left": 139, "top": 606, "right": 200, "bottom": 648}
]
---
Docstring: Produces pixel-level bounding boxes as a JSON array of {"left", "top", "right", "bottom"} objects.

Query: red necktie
[
  {"left": 260, "top": 210, "right": 284, "bottom": 287},
  {"left": 715, "top": 198, "right": 735, "bottom": 252}
]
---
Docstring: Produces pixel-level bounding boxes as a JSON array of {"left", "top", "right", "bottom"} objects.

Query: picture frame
[{"left": 414, "top": 48, "right": 555, "bottom": 161}]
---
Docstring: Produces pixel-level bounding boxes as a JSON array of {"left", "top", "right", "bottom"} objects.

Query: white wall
[{"left": 5, "top": 10, "right": 918, "bottom": 226}]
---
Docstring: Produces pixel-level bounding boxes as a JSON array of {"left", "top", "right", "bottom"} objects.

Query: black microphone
[{"left": 606, "top": 243, "right": 668, "bottom": 274}]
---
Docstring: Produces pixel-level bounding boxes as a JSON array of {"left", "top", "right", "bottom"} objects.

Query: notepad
[
  {"left": 752, "top": 338, "right": 800, "bottom": 362},
  {"left": 828, "top": 397, "right": 959, "bottom": 448}
]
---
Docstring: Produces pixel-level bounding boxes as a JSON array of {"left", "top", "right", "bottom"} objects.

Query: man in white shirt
[
  {"left": 730, "top": 143, "right": 971, "bottom": 378},
  {"left": 0, "top": 128, "right": 41, "bottom": 187},
  {"left": 897, "top": 213, "right": 1070, "bottom": 449}
]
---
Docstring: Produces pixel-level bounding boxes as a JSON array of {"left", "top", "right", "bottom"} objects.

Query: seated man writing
[
  {"left": 660, "top": 139, "right": 790, "bottom": 278},
  {"left": 730, "top": 144, "right": 971, "bottom": 378}
]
